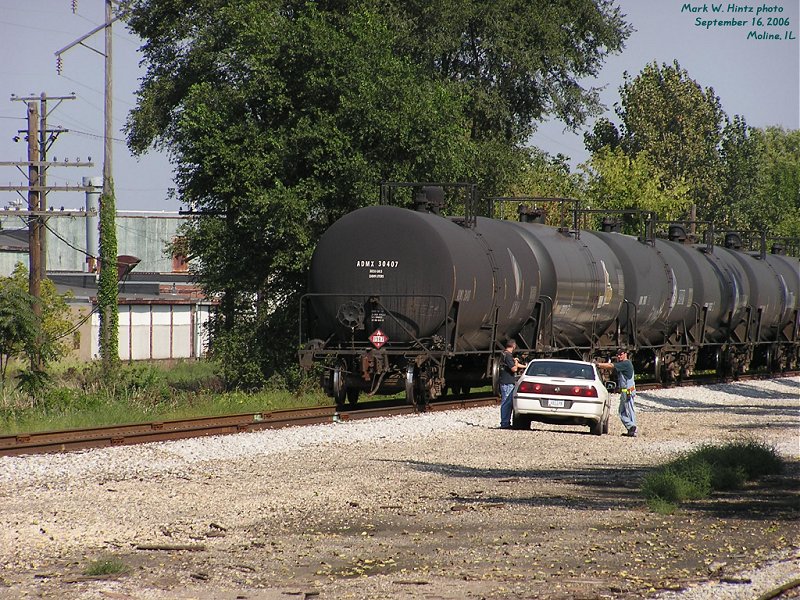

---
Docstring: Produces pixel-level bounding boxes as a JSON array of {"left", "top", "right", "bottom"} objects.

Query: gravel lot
[{"left": 1, "top": 377, "right": 798, "bottom": 600}]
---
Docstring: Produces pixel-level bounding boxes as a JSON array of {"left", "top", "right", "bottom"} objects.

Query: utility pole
[
  {"left": 27, "top": 102, "right": 41, "bottom": 338},
  {"left": 99, "top": 0, "right": 119, "bottom": 366},
  {"left": 39, "top": 93, "right": 47, "bottom": 274},
  {"left": 5, "top": 92, "right": 88, "bottom": 282},
  {"left": 0, "top": 94, "right": 94, "bottom": 370},
  {"left": 10, "top": 93, "right": 76, "bottom": 268},
  {"left": 56, "top": 0, "right": 122, "bottom": 365}
]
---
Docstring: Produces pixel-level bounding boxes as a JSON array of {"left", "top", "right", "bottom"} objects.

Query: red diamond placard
[{"left": 369, "top": 329, "right": 388, "bottom": 349}]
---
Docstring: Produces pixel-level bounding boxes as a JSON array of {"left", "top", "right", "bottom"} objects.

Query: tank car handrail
[
  {"left": 765, "top": 236, "right": 799, "bottom": 257},
  {"left": 489, "top": 196, "right": 579, "bottom": 233},
  {"left": 536, "top": 295, "right": 555, "bottom": 350},
  {"left": 681, "top": 303, "right": 701, "bottom": 346},
  {"left": 379, "top": 181, "right": 479, "bottom": 226},
  {"left": 692, "top": 303, "right": 708, "bottom": 345},
  {"left": 578, "top": 208, "right": 657, "bottom": 246},
  {"left": 717, "top": 229, "right": 768, "bottom": 259},
  {"left": 299, "top": 292, "right": 451, "bottom": 353},
  {"left": 621, "top": 298, "right": 638, "bottom": 350},
  {"left": 653, "top": 218, "right": 715, "bottom": 253},
  {"left": 371, "top": 295, "right": 450, "bottom": 353}
]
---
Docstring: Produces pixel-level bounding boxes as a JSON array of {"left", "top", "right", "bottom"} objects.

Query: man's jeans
[
  {"left": 500, "top": 383, "right": 515, "bottom": 428},
  {"left": 618, "top": 390, "right": 637, "bottom": 431}
]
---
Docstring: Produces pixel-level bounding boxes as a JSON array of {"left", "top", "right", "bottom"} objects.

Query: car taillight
[
  {"left": 519, "top": 381, "right": 598, "bottom": 397},
  {"left": 518, "top": 381, "right": 542, "bottom": 394},
  {"left": 571, "top": 386, "right": 598, "bottom": 397}
]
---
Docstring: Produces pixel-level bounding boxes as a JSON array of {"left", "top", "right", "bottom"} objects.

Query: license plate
[{"left": 547, "top": 399, "right": 565, "bottom": 408}]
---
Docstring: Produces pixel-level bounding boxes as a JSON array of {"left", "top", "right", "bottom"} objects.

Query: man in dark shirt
[
  {"left": 596, "top": 349, "right": 638, "bottom": 437},
  {"left": 499, "top": 340, "right": 525, "bottom": 429}
]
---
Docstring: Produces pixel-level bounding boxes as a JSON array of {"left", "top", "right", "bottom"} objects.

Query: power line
[
  {"left": 43, "top": 219, "right": 95, "bottom": 260},
  {"left": 67, "top": 128, "right": 126, "bottom": 143},
  {"left": 57, "top": 72, "right": 136, "bottom": 110}
]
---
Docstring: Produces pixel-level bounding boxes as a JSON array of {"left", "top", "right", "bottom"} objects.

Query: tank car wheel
[
  {"left": 490, "top": 357, "right": 501, "bottom": 397},
  {"left": 715, "top": 347, "right": 734, "bottom": 379},
  {"left": 654, "top": 352, "right": 665, "bottom": 383},
  {"left": 346, "top": 387, "right": 360, "bottom": 406},
  {"left": 764, "top": 345, "right": 780, "bottom": 372},
  {"left": 332, "top": 361, "right": 348, "bottom": 409},
  {"left": 405, "top": 364, "right": 426, "bottom": 409}
]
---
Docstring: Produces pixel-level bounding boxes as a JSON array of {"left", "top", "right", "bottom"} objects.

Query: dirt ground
[
  {"left": 1, "top": 388, "right": 798, "bottom": 600},
  {"left": 3, "top": 459, "right": 798, "bottom": 600}
]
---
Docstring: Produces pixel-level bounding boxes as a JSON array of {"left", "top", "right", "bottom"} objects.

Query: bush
[
  {"left": 0, "top": 359, "right": 228, "bottom": 434},
  {"left": 691, "top": 440, "right": 784, "bottom": 481},
  {"left": 163, "top": 360, "right": 223, "bottom": 393},
  {"left": 642, "top": 461, "right": 712, "bottom": 505},
  {"left": 647, "top": 497, "right": 678, "bottom": 515},
  {"left": 641, "top": 439, "right": 784, "bottom": 510}
]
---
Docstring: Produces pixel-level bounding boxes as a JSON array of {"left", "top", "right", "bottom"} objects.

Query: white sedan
[{"left": 512, "top": 359, "right": 616, "bottom": 435}]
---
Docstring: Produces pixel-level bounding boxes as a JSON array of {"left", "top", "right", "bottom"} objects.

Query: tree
[
  {"left": 0, "top": 282, "right": 37, "bottom": 385},
  {"left": 514, "top": 150, "right": 585, "bottom": 200},
  {"left": 719, "top": 115, "right": 759, "bottom": 229},
  {"left": 581, "top": 147, "right": 691, "bottom": 230},
  {"left": 585, "top": 62, "right": 799, "bottom": 243},
  {"left": 0, "top": 264, "right": 75, "bottom": 390},
  {"left": 123, "top": 0, "right": 631, "bottom": 385},
  {"left": 394, "top": 0, "right": 631, "bottom": 141},
  {"left": 583, "top": 117, "right": 621, "bottom": 153},
  {"left": 748, "top": 127, "right": 800, "bottom": 240},
  {"left": 485, "top": 149, "right": 586, "bottom": 224},
  {"left": 608, "top": 60, "right": 726, "bottom": 222}
]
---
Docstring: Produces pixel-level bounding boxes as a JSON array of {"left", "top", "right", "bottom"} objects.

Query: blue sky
[
  {"left": 1, "top": 0, "right": 798, "bottom": 212},
  {"left": 531, "top": 0, "right": 800, "bottom": 167}
]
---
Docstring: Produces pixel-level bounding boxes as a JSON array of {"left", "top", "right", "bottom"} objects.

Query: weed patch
[
  {"left": 642, "top": 439, "right": 784, "bottom": 511},
  {"left": 0, "top": 359, "right": 331, "bottom": 434},
  {"left": 83, "top": 555, "right": 129, "bottom": 577}
]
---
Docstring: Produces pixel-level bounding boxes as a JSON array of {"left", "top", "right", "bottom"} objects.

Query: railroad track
[
  {"left": 1, "top": 370, "right": 795, "bottom": 457},
  {"left": 0, "top": 395, "right": 498, "bottom": 457}
]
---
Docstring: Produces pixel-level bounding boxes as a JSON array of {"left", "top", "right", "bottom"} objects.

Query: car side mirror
[{"left": 605, "top": 382, "right": 617, "bottom": 391}]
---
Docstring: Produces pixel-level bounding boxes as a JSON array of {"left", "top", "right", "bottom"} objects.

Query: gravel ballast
[{"left": 0, "top": 377, "right": 798, "bottom": 599}]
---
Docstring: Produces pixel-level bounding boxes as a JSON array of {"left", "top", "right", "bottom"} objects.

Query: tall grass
[
  {"left": 641, "top": 440, "right": 784, "bottom": 513},
  {"left": 0, "top": 359, "right": 330, "bottom": 435}
]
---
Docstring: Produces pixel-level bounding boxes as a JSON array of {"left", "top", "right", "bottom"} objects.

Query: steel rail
[
  {"left": 0, "top": 370, "right": 795, "bottom": 457},
  {"left": 0, "top": 397, "right": 499, "bottom": 457}
]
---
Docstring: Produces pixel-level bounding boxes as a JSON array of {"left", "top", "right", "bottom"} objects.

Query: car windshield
[{"left": 525, "top": 361, "right": 594, "bottom": 380}]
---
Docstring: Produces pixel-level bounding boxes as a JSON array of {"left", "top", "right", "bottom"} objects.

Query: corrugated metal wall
[
  {"left": 0, "top": 212, "right": 185, "bottom": 275},
  {"left": 89, "top": 302, "right": 213, "bottom": 360},
  {"left": 4, "top": 211, "right": 217, "bottom": 363}
]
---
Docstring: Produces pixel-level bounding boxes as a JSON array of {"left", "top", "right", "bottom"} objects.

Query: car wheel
[
  {"left": 512, "top": 412, "right": 531, "bottom": 430},
  {"left": 590, "top": 419, "right": 603, "bottom": 436}
]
